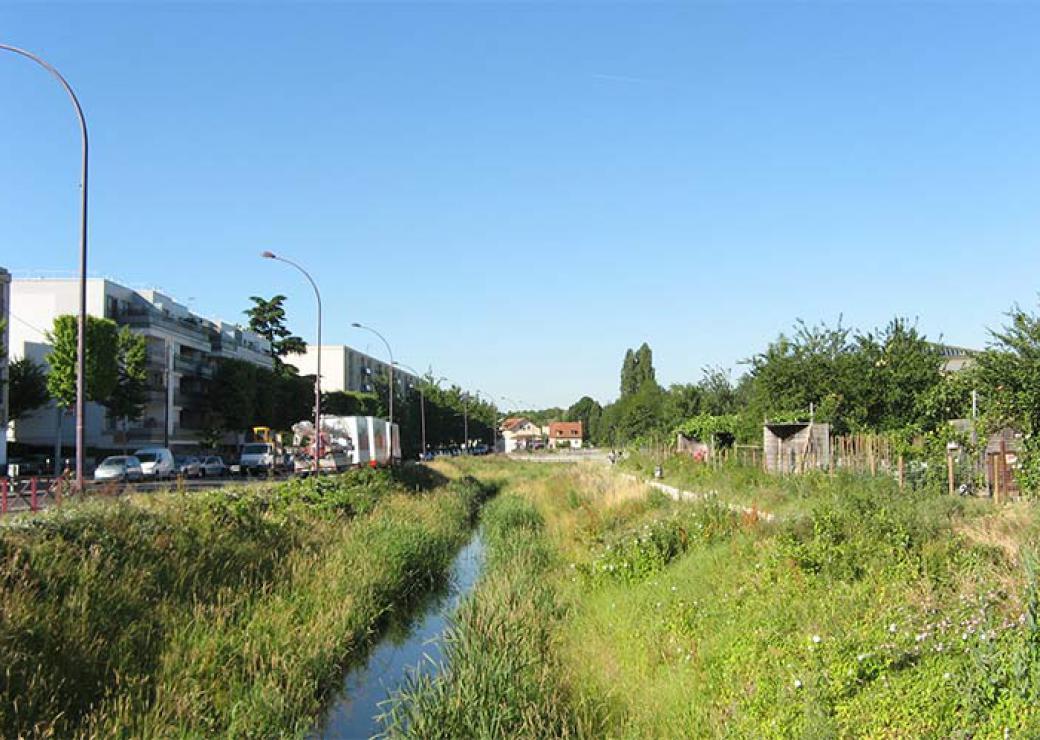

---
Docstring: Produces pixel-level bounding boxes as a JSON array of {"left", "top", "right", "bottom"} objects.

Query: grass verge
[{"left": 0, "top": 466, "right": 494, "bottom": 737}]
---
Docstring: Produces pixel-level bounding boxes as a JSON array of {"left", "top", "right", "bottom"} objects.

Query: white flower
[
  {"left": 811, "top": 635, "right": 822, "bottom": 644},
  {"left": 793, "top": 679, "right": 803, "bottom": 689},
  {"left": 888, "top": 623, "right": 898, "bottom": 634}
]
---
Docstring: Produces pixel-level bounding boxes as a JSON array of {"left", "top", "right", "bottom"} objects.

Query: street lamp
[
  {"left": 351, "top": 322, "right": 394, "bottom": 429},
  {"left": 2, "top": 44, "right": 89, "bottom": 490},
  {"left": 261, "top": 251, "right": 321, "bottom": 472},
  {"left": 394, "top": 361, "right": 425, "bottom": 458}
]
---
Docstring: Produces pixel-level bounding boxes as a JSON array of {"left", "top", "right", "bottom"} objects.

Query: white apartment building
[
  {"left": 7, "top": 278, "right": 273, "bottom": 453},
  {"left": 288, "top": 345, "right": 418, "bottom": 397}
]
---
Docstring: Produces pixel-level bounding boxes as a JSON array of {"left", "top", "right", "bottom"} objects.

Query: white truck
[
  {"left": 365, "top": 417, "right": 401, "bottom": 466},
  {"left": 291, "top": 416, "right": 400, "bottom": 470},
  {"left": 239, "top": 442, "right": 288, "bottom": 475}
]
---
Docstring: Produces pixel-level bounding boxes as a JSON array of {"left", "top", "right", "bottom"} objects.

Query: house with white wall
[{"left": 500, "top": 417, "right": 544, "bottom": 452}]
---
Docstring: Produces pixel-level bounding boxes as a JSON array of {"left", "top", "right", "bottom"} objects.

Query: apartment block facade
[
  {"left": 7, "top": 278, "right": 273, "bottom": 453},
  {"left": 289, "top": 345, "right": 418, "bottom": 397}
]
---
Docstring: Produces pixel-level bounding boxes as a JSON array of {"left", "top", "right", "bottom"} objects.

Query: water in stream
[{"left": 312, "top": 533, "right": 485, "bottom": 739}]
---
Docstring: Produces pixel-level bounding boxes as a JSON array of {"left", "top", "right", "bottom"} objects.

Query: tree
[
  {"left": 8, "top": 357, "right": 49, "bottom": 421},
  {"left": 620, "top": 349, "right": 638, "bottom": 397},
  {"left": 633, "top": 343, "right": 656, "bottom": 388},
  {"left": 45, "top": 315, "right": 120, "bottom": 473},
  {"left": 975, "top": 300, "right": 1040, "bottom": 496},
  {"left": 565, "top": 396, "right": 602, "bottom": 440},
  {"left": 46, "top": 315, "right": 120, "bottom": 409},
  {"left": 208, "top": 358, "right": 258, "bottom": 431},
  {"left": 244, "top": 295, "right": 307, "bottom": 374},
  {"left": 104, "top": 327, "right": 148, "bottom": 450},
  {"left": 324, "top": 390, "right": 378, "bottom": 417}
]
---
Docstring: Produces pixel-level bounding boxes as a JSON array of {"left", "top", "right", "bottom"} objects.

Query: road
[{"left": 0, "top": 473, "right": 291, "bottom": 516}]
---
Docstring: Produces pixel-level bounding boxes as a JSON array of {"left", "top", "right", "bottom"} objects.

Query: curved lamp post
[
  {"left": 261, "top": 251, "right": 321, "bottom": 472},
  {"left": 2, "top": 44, "right": 89, "bottom": 489},
  {"left": 351, "top": 322, "right": 394, "bottom": 428}
]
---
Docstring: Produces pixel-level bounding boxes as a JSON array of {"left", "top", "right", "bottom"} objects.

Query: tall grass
[
  {"left": 380, "top": 493, "right": 605, "bottom": 738},
  {"left": 387, "top": 457, "right": 1040, "bottom": 736},
  {"left": 0, "top": 467, "right": 493, "bottom": 737}
]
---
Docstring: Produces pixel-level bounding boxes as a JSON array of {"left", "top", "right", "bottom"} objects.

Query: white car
[{"left": 133, "top": 447, "right": 176, "bottom": 479}]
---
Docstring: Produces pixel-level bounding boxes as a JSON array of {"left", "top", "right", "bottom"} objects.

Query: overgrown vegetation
[
  {"left": 382, "top": 491, "right": 604, "bottom": 738},
  {"left": 0, "top": 466, "right": 494, "bottom": 737},
  {"left": 388, "top": 457, "right": 1040, "bottom": 736}
]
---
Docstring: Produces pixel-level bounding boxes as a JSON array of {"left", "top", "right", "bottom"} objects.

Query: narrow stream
[{"left": 312, "top": 533, "right": 485, "bottom": 739}]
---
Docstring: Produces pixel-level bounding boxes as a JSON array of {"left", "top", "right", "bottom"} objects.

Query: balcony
[{"left": 173, "top": 354, "right": 214, "bottom": 378}]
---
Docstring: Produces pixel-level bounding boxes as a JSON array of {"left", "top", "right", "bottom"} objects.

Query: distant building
[
  {"left": 934, "top": 343, "right": 978, "bottom": 374},
  {"left": 548, "top": 421, "right": 583, "bottom": 449},
  {"left": 7, "top": 278, "right": 273, "bottom": 453},
  {"left": 500, "top": 417, "right": 544, "bottom": 452},
  {"left": 287, "top": 345, "right": 418, "bottom": 397},
  {"left": 0, "top": 268, "right": 9, "bottom": 469}
]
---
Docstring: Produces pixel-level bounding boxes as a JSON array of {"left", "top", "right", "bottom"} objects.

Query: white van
[{"left": 133, "top": 447, "right": 176, "bottom": 479}]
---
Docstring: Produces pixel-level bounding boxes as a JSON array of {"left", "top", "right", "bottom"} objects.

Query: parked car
[
  {"left": 175, "top": 455, "right": 203, "bottom": 478},
  {"left": 200, "top": 455, "right": 228, "bottom": 477},
  {"left": 133, "top": 447, "right": 176, "bottom": 479},
  {"left": 94, "top": 455, "right": 144, "bottom": 483}
]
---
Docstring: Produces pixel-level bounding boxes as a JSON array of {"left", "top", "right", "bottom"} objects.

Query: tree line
[{"left": 551, "top": 300, "right": 1040, "bottom": 493}]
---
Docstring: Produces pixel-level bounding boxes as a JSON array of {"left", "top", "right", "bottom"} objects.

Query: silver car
[
  {"left": 94, "top": 455, "right": 144, "bottom": 483},
  {"left": 200, "top": 455, "right": 227, "bottom": 477},
  {"left": 175, "top": 456, "right": 203, "bottom": 478}
]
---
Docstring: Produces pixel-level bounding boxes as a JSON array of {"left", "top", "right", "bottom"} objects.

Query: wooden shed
[{"left": 763, "top": 421, "right": 831, "bottom": 474}]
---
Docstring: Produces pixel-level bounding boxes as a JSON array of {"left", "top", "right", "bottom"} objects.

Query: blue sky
[{"left": 2, "top": 2, "right": 1039, "bottom": 409}]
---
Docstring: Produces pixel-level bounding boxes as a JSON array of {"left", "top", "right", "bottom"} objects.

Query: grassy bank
[
  {"left": 382, "top": 491, "right": 605, "bottom": 738},
  {"left": 0, "top": 466, "right": 494, "bottom": 737},
  {"left": 388, "top": 457, "right": 1040, "bottom": 737}
]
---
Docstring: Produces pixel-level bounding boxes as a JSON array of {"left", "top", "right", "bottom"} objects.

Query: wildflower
[
  {"left": 888, "top": 623, "right": 898, "bottom": 634},
  {"left": 811, "top": 635, "right": 822, "bottom": 644},
  {"left": 793, "top": 679, "right": 803, "bottom": 689},
  {"left": 943, "top": 672, "right": 952, "bottom": 680}
]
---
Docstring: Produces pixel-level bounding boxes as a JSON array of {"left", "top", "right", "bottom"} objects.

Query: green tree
[
  {"left": 565, "top": 396, "right": 602, "bottom": 441},
  {"left": 633, "top": 342, "right": 656, "bottom": 388},
  {"left": 323, "top": 390, "right": 378, "bottom": 417},
  {"left": 208, "top": 358, "right": 258, "bottom": 432},
  {"left": 8, "top": 357, "right": 49, "bottom": 421},
  {"left": 850, "top": 318, "right": 943, "bottom": 431},
  {"left": 975, "top": 301, "right": 1040, "bottom": 495},
  {"left": 620, "top": 349, "right": 638, "bottom": 397},
  {"left": 104, "top": 327, "right": 148, "bottom": 450},
  {"left": 244, "top": 295, "right": 307, "bottom": 374},
  {"left": 45, "top": 315, "right": 120, "bottom": 409},
  {"left": 618, "top": 380, "right": 665, "bottom": 441}
]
